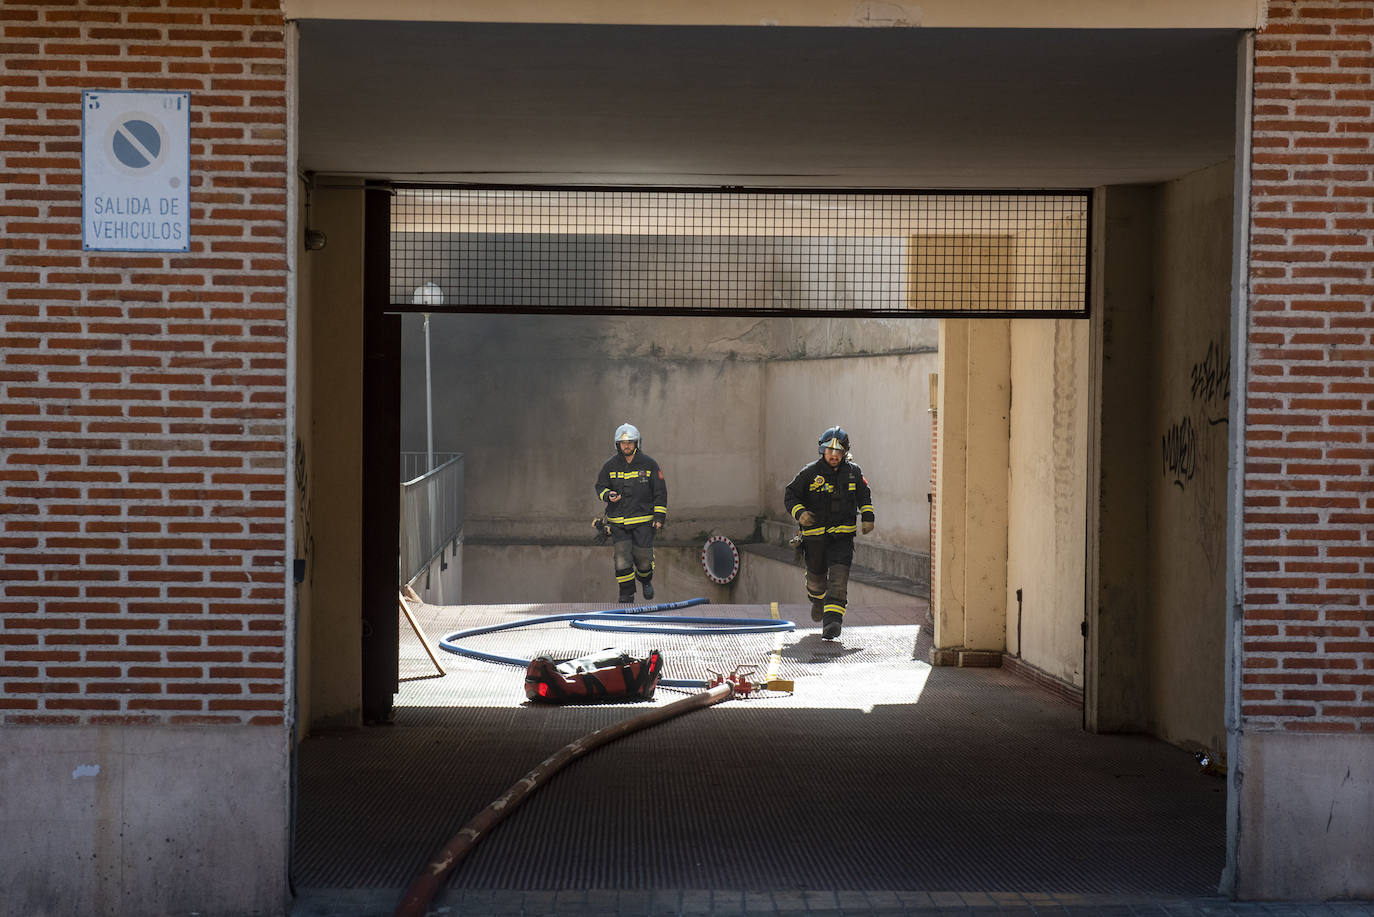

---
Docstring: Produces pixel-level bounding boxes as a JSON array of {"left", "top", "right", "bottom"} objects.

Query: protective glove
[
  {"left": 797, "top": 510, "right": 816, "bottom": 527},
  {"left": 861, "top": 520, "right": 874, "bottom": 535}
]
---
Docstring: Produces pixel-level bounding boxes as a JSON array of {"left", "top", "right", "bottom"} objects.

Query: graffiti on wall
[
  {"left": 1163, "top": 339, "right": 1230, "bottom": 490},
  {"left": 1190, "top": 339, "right": 1230, "bottom": 412},
  {"left": 1163, "top": 338, "right": 1230, "bottom": 576},
  {"left": 1162, "top": 415, "right": 1199, "bottom": 488},
  {"left": 294, "top": 436, "right": 314, "bottom": 587}
]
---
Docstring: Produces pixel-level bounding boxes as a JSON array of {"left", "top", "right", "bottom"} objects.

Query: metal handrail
[
  {"left": 401, "top": 451, "right": 460, "bottom": 483},
  {"left": 398, "top": 454, "right": 464, "bottom": 587}
]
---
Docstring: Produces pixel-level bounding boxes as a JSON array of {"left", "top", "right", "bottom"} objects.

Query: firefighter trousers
[
  {"left": 611, "top": 523, "right": 655, "bottom": 599},
  {"left": 802, "top": 534, "right": 854, "bottom": 617}
]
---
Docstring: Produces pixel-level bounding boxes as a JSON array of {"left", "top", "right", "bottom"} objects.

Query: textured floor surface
[{"left": 290, "top": 600, "right": 1369, "bottom": 916}]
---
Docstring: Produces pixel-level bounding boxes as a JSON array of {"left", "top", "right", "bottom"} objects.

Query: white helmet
[{"left": 614, "top": 423, "right": 641, "bottom": 448}]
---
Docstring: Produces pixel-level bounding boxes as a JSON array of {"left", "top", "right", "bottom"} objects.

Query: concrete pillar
[
  {"left": 933, "top": 319, "right": 1010, "bottom": 664},
  {"left": 305, "top": 181, "right": 367, "bottom": 730},
  {"left": 1084, "top": 185, "right": 1154, "bottom": 732}
]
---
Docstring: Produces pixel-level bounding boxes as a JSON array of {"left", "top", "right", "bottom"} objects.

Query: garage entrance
[
  {"left": 362, "top": 185, "right": 1092, "bottom": 716},
  {"left": 291, "top": 16, "right": 1244, "bottom": 910}
]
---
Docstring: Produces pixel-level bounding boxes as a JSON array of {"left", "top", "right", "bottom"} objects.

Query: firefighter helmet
[
  {"left": 614, "top": 423, "right": 641, "bottom": 449},
  {"left": 817, "top": 426, "right": 850, "bottom": 456}
]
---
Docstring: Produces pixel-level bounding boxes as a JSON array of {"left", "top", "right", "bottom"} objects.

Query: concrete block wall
[
  {"left": 761, "top": 350, "right": 937, "bottom": 557},
  {"left": 461, "top": 541, "right": 924, "bottom": 611},
  {"left": 408, "top": 314, "right": 937, "bottom": 562},
  {"left": 0, "top": 3, "right": 292, "bottom": 913},
  {"left": 757, "top": 517, "right": 930, "bottom": 593}
]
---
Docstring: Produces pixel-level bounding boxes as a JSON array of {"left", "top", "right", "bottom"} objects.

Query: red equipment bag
[{"left": 524, "top": 647, "right": 664, "bottom": 704}]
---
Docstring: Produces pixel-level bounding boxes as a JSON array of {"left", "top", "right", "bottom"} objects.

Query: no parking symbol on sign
[{"left": 82, "top": 90, "right": 190, "bottom": 252}]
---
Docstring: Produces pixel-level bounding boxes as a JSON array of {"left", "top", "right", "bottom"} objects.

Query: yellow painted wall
[
  {"left": 934, "top": 322, "right": 967, "bottom": 649},
  {"left": 1006, "top": 319, "right": 1089, "bottom": 684},
  {"left": 304, "top": 181, "right": 367, "bottom": 730},
  {"left": 293, "top": 177, "right": 315, "bottom": 735},
  {"left": 934, "top": 319, "right": 1010, "bottom": 654},
  {"left": 1148, "top": 159, "right": 1232, "bottom": 753},
  {"left": 1086, "top": 169, "right": 1232, "bottom": 748},
  {"left": 1086, "top": 184, "right": 1156, "bottom": 731}
]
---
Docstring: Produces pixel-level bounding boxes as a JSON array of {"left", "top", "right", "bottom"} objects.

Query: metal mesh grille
[{"left": 390, "top": 188, "right": 1089, "bottom": 316}]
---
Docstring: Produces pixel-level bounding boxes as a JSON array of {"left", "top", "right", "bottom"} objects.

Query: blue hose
[
  {"left": 437, "top": 598, "right": 796, "bottom": 689},
  {"left": 571, "top": 613, "right": 792, "bottom": 635}
]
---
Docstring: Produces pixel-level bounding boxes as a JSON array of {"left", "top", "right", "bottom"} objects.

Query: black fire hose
[{"left": 393, "top": 681, "right": 736, "bottom": 917}]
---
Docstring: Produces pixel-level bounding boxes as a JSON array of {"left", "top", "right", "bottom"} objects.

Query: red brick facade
[
  {"left": 2, "top": 0, "right": 1369, "bottom": 733},
  {"left": 0, "top": 0, "right": 290, "bottom": 726},
  {"left": 1246, "top": 0, "right": 1374, "bottom": 731}
]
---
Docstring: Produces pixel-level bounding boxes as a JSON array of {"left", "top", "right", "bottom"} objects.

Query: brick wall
[
  {"left": 1246, "top": 0, "right": 1374, "bottom": 732},
  {"left": 0, "top": 0, "right": 289, "bottom": 727}
]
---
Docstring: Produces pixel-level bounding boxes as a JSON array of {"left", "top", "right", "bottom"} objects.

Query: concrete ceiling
[{"left": 297, "top": 21, "right": 1241, "bottom": 188}]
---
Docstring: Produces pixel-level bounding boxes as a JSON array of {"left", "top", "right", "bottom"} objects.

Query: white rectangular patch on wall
[{"left": 82, "top": 90, "right": 190, "bottom": 252}]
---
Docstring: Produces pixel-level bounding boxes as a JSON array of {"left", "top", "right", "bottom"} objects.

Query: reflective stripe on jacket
[
  {"left": 595, "top": 451, "right": 667, "bottom": 526},
  {"left": 783, "top": 459, "right": 874, "bottom": 536}
]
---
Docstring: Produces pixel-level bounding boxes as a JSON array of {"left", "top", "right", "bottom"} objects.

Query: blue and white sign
[{"left": 82, "top": 90, "right": 190, "bottom": 252}]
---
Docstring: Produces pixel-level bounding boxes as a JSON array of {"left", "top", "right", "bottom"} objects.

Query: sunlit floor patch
[{"left": 398, "top": 601, "right": 931, "bottom": 711}]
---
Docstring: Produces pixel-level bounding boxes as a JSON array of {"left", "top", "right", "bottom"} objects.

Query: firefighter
[
  {"left": 783, "top": 426, "right": 875, "bottom": 639},
  {"left": 595, "top": 423, "right": 667, "bottom": 603}
]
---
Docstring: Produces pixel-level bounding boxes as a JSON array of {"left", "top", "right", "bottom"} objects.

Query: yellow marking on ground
[{"left": 764, "top": 602, "right": 794, "bottom": 692}]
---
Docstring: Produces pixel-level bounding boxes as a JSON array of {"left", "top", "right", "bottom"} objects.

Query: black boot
[
  {"left": 616, "top": 565, "right": 635, "bottom": 604},
  {"left": 810, "top": 599, "right": 825, "bottom": 622},
  {"left": 821, "top": 610, "right": 843, "bottom": 640},
  {"left": 641, "top": 580, "right": 654, "bottom": 600}
]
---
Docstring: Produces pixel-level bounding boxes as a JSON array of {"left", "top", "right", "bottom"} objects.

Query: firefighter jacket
[
  {"left": 596, "top": 451, "right": 667, "bottom": 527},
  {"left": 784, "top": 459, "right": 874, "bottom": 537}
]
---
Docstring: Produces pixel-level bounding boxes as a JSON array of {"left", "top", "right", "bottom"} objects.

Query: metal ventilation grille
[{"left": 390, "top": 188, "right": 1090, "bottom": 317}]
